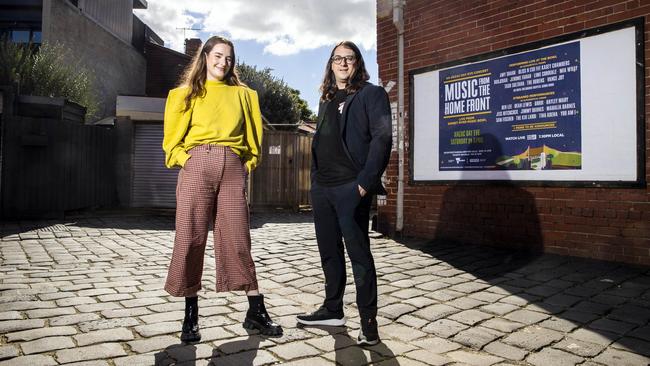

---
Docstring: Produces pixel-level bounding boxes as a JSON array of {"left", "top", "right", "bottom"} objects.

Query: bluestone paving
[
  {"left": 480, "top": 318, "right": 526, "bottom": 333},
  {"left": 402, "top": 349, "right": 450, "bottom": 365},
  {"left": 448, "top": 309, "right": 493, "bottom": 326},
  {"left": 0, "top": 319, "right": 44, "bottom": 333},
  {"left": 526, "top": 348, "right": 584, "bottom": 366},
  {"left": 24, "top": 307, "right": 77, "bottom": 319},
  {"left": 55, "top": 343, "right": 127, "bottom": 363},
  {"left": 20, "top": 335, "right": 76, "bottom": 355},
  {"left": 395, "top": 313, "right": 429, "bottom": 329},
  {"left": 538, "top": 316, "right": 580, "bottom": 333},
  {"left": 64, "top": 361, "right": 110, "bottom": 366},
  {"left": 447, "top": 349, "right": 503, "bottom": 365},
  {"left": 483, "top": 340, "right": 527, "bottom": 361},
  {"left": 502, "top": 326, "right": 564, "bottom": 350},
  {"left": 552, "top": 337, "right": 606, "bottom": 357},
  {"left": 73, "top": 328, "right": 134, "bottom": 346},
  {"left": 452, "top": 326, "right": 503, "bottom": 348},
  {"left": 0, "top": 345, "right": 19, "bottom": 361},
  {"left": 0, "top": 312, "right": 22, "bottom": 321},
  {"left": 611, "top": 336, "right": 650, "bottom": 356},
  {"left": 0, "top": 212, "right": 649, "bottom": 365},
  {"left": 0, "top": 354, "right": 58, "bottom": 366}
]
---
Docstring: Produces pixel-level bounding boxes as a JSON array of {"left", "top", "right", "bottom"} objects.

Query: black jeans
[{"left": 311, "top": 180, "right": 377, "bottom": 319}]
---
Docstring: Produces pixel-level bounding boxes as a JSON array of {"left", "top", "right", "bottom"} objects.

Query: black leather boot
[
  {"left": 243, "top": 294, "right": 283, "bottom": 336},
  {"left": 181, "top": 296, "right": 201, "bottom": 343}
]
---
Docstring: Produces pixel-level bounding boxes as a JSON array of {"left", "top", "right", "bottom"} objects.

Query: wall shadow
[
  {"left": 434, "top": 133, "right": 543, "bottom": 258},
  {"left": 396, "top": 236, "right": 650, "bottom": 357},
  {"left": 0, "top": 211, "right": 315, "bottom": 238},
  {"left": 0, "top": 210, "right": 176, "bottom": 238},
  {"left": 408, "top": 134, "right": 650, "bottom": 357},
  {"left": 249, "top": 211, "right": 314, "bottom": 229}
]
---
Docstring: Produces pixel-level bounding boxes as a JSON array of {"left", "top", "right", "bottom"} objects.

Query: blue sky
[
  {"left": 234, "top": 41, "right": 378, "bottom": 113},
  {"left": 135, "top": 0, "right": 378, "bottom": 115}
]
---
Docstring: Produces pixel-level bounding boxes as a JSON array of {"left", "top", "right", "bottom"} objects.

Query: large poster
[
  {"left": 411, "top": 21, "right": 642, "bottom": 184},
  {"left": 439, "top": 42, "right": 581, "bottom": 171}
]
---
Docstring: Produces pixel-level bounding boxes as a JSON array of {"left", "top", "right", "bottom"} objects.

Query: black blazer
[{"left": 311, "top": 83, "right": 392, "bottom": 195}]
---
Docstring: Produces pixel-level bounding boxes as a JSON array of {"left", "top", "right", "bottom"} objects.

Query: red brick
[
  {"left": 623, "top": 246, "right": 650, "bottom": 257},
  {"left": 377, "top": 0, "right": 650, "bottom": 266}
]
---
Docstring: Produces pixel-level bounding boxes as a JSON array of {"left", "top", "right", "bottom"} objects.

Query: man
[{"left": 296, "top": 41, "right": 392, "bottom": 346}]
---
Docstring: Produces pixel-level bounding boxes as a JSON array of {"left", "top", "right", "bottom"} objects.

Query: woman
[{"left": 162, "top": 36, "right": 282, "bottom": 342}]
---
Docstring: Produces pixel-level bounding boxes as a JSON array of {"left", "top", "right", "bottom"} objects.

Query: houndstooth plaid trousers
[{"left": 165, "top": 144, "right": 258, "bottom": 296}]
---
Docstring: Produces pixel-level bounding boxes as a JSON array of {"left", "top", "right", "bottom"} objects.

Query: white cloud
[{"left": 134, "top": 0, "right": 376, "bottom": 55}]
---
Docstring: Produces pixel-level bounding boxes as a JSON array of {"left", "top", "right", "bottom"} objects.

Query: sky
[{"left": 134, "top": 0, "right": 378, "bottom": 114}]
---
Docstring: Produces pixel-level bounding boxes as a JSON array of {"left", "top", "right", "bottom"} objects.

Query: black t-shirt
[{"left": 315, "top": 90, "right": 358, "bottom": 186}]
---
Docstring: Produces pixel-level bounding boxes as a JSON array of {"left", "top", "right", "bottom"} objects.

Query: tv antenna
[{"left": 176, "top": 27, "right": 203, "bottom": 39}]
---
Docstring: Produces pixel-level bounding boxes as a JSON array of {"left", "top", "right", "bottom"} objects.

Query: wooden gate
[
  {"left": 1, "top": 116, "right": 115, "bottom": 218},
  {"left": 250, "top": 131, "right": 311, "bottom": 211}
]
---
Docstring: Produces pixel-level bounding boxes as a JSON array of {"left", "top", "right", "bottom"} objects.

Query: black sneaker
[
  {"left": 296, "top": 306, "right": 346, "bottom": 326},
  {"left": 357, "top": 317, "right": 379, "bottom": 346}
]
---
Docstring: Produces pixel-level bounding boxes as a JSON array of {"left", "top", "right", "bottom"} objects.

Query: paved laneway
[{"left": 0, "top": 212, "right": 649, "bottom": 365}]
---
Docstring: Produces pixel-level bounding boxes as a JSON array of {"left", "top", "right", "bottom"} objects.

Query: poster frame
[{"left": 408, "top": 17, "right": 646, "bottom": 188}]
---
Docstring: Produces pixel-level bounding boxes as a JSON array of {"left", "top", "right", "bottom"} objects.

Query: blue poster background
[{"left": 438, "top": 42, "right": 581, "bottom": 171}]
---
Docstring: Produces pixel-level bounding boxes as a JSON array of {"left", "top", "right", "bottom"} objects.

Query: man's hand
[{"left": 358, "top": 185, "right": 367, "bottom": 197}]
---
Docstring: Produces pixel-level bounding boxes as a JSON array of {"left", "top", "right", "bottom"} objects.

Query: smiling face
[
  {"left": 330, "top": 45, "right": 357, "bottom": 88},
  {"left": 205, "top": 43, "right": 233, "bottom": 81}
]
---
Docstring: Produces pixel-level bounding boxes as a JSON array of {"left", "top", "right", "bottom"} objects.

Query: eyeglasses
[{"left": 331, "top": 55, "right": 356, "bottom": 65}]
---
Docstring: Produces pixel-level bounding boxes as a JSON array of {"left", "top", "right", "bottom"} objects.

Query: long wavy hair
[
  {"left": 179, "top": 36, "right": 243, "bottom": 111},
  {"left": 319, "top": 41, "right": 370, "bottom": 102}
]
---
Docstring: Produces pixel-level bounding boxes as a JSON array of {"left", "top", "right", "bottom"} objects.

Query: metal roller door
[{"left": 132, "top": 123, "right": 177, "bottom": 207}]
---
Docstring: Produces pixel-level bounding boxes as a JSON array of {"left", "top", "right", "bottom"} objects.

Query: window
[
  {"left": 7, "top": 30, "right": 42, "bottom": 45},
  {"left": 11, "top": 30, "right": 30, "bottom": 43},
  {"left": 32, "top": 31, "right": 42, "bottom": 44}
]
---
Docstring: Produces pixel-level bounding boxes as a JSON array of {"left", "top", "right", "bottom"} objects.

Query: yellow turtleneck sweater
[{"left": 162, "top": 80, "right": 263, "bottom": 172}]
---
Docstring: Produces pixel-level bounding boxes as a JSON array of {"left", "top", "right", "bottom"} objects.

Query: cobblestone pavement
[{"left": 1, "top": 212, "right": 649, "bottom": 366}]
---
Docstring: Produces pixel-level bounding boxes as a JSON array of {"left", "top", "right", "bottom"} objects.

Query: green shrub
[
  {"left": 238, "top": 63, "right": 314, "bottom": 127},
  {"left": 0, "top": 37, "right": 32, "bottom": 87},
  {"left": 0, "top": 37, "right": 99, "bottom": 121}
]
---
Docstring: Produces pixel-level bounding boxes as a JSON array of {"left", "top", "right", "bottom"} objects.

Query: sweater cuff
[
  {"left": 177, "top": 151, "right": 191, "bottom": 168},
  {"left": 244, "top": 159, "right": 256, "bottom": 173}
]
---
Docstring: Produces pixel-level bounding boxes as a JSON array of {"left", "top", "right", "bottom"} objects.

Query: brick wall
[
  {"left": 376, "top": 0, "right": 650, "bottom": 265},
  {"left": 144, "top": 42, "right": 191, "bottom": 98}
]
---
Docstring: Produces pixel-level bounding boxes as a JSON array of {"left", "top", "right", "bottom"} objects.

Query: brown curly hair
[{"left": 319, "top": 41, "right": 370, "bottom": 102}]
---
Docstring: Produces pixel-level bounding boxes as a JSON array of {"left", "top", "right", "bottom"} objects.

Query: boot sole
[
  {"left": 243, "top": 319, "right": 283, "bottom": 336},
  {"left": 296, "top": 317, "right": 346, "bottom": 327},
  {"left": 357, "top": 337, "right": 380, "bottom": 346},
  {"left": 180, "top": 332, "right": 201, "bottom": 343}
]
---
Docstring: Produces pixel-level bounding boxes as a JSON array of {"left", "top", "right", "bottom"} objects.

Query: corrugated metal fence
[{"left": 1, "top": 116, "right": 116, "bottom": 218}]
